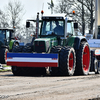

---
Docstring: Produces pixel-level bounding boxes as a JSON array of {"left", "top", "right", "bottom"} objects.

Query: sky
[{"left": 1, "top": 0, "right": 57, "bottom": 24}]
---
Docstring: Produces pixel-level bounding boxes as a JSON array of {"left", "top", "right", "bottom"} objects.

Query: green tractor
[
  {"left": 7, "top": 14, "right": 91, "bottom": 76},
  {"left": 0, "top": 28, "right": 16, "bottom": 64}
]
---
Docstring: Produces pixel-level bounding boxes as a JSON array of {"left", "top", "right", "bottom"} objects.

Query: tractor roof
[
  {"left": 42, "top": 14, "right": 72, "bottom": 21},
  {"left": 0, "top": 28, "right": 14, "bottom": 31}
]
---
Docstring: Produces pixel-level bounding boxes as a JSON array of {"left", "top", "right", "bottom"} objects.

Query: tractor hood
[{"left": 34, "top": 37, "right": 58, "bottom": 53}]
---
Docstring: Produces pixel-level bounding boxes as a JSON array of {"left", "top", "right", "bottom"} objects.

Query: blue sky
[{"left": 1, "top": 0, "right": 57, "bottom": 24}]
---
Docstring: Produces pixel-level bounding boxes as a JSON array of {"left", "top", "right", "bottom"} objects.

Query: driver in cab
[{"left": 53, "top": 21, "right": 64, "bottom": 35}]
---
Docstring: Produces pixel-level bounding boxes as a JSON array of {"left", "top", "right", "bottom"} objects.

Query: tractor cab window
[
  {"left": 53, "top": 21, "right": 64, "bottom": 35},
  {"left": 67, "top": 22, "right": 72, "bottom": 35},
  {"left": 6, "top": 30, "right": 10, "bottom": 44},
  {"left": 41, "top": 20, "right": 64, "bottom": 36},
  {"left": 0, "top": 30, "right": 5, "bottom": 44}
]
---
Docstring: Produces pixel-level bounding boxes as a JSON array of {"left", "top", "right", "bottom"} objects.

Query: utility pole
[
  {"left": 82, "top": 0, "right": 85, "bottom": 36},
  {"left": 95, "top": 0, "right": 98, "bottom": 39},
  {"left": 47, "top": 0, "right": 54, "bottom": 14},
  {"left": 36, "top": 12, "right": 39, "bottom": 38},
  {"left": 90, "top": 0, "right": 93, "bottom": 31}
]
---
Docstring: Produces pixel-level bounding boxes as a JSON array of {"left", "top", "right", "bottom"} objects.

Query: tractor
[
  {"left": 0, "top": 28, "right": 18, "bottom": 64},
  {"left": 7, "top": 14, "right": 91, "bottom": 76}
]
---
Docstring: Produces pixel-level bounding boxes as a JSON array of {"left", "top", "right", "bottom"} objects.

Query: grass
[
  {"left": 0, "top": 65, "right": 11, "bottom": 72},
  {"left": 0, "top": 69, "right": 11, "bottom": 72},
  {"left": 2, "top": 65, "right": 11, "bottom": 67}
]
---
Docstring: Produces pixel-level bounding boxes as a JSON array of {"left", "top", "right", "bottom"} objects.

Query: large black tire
[
  {"left": 50, "top": 46, "right": 76, "bottom": 76},
  {"left": 12, "top": 45, "right": 23, "bottom": 52},
  {"left": 12, "top": 45, "right": 45, "bottom": 76},
  {"left": 12, "top": 46, "right": 23, "bottom": 76},
  {"left": 31, "top": 67, "right": 46, "bottom": 76},
  {"left": 22, "top": 45, "right": 32, "bottom": 53},
  {"left": 50, "top": 46, "right": 62, "bottom": 75},
  {"left": 21, "top": 67, "right": 46, "bottom": 76},
  {"left": 12, "top": 66, "right": 23, "bottom": 76},
  {"left": 93, "top": 58, "right": 98, "bottom": 74},
  {"left": 20, "top": 67, "right": 35, "bottom": 76},
  {"left": 0, "top": 48, "right": 8, "bottom": 64},
  {"left": 96, "top": 62, "right": 100, "bottom": 74},
  {"left": 75, "top": 42, "right": 91, "bottom": 75},
  {"left": 22, "top": 46, "right": 46, "bottom": 76}
]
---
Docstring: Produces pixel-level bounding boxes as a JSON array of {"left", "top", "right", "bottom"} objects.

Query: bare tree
[
  {"left": 0, "top": 10, "right": 9, "bottom": 28},
  {"left": 54, "top": 0, "right": 95, "bottom": 34},
  {"left": 6, "top": 0, "right": 25, "bottom": 29}
]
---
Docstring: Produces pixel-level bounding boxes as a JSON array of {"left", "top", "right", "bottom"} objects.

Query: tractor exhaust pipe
[{"left": 36, "top": 12, "right": 39, "bottom": 38}]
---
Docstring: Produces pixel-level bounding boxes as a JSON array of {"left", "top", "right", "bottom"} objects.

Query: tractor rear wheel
[
  {"left": 50, "top": 46, "right": 76, "bottom": 76},
  {"left": 0, "top": 48, "right": 8, "bottom": 64},
  {"left": 75, "top": 42, "right": 91, "bottom": 75}
]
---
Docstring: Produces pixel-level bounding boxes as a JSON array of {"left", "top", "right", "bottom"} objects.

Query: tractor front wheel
[
  {"left": 50, "top": 46, "right": 76, "bottom": 76},
  {"left": 59, "top": 46, "right": 76, "bottom": 76},
  {"left": 12, "top": 66, "right": 23, "bottom": 76}
]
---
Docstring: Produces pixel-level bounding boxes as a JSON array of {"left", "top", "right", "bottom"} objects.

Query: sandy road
[{"left": 0, "top": 72, "right": 100, "bottom": 100}]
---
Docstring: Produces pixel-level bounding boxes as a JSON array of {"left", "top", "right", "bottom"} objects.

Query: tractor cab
[
  {"left": 40, "top": 14, "right": 75, "bottom": 39},
  {"left": 26, "top": 14, "right": 79, "bottom": 53},
  {"left": 0, "top": 28, "right": 14, "bottom": 46},
  {"left": 0, "top": 28, "right": 14, "bottom": 64}
]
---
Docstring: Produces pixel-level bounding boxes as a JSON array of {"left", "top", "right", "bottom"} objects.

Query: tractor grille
[{"left": 34, "top": 41, "right": 46, "bottom": 53}]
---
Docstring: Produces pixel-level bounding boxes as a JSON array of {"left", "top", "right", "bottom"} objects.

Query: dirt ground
[{"left": 0, "top": 72, "right": 100, "bottom": 100}]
